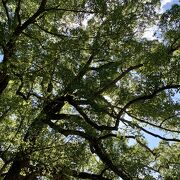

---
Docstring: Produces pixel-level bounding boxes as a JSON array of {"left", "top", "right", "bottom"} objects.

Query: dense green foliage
[{"left": 0, "top": 0, "right": 179, "bottom": 179}]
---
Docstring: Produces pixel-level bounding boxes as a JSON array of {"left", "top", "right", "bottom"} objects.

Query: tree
[{"left": 0, "top": 0, "right": 179, "bottom": 179}]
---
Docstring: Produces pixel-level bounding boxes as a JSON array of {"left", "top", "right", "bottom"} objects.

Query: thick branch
[
  {"left": 45, "top": 6, "right": 96, "bottom": 14},
  {"left": 0, "top": 72, "right": 9, "bottom": 94},
  {"left": 4, "top": 155, "right": 30, "bottom": 180},
  {"left": 118, "top": 84, "right": 180, "bottom": 117},
  {"left": 159, "top": 115, "right": 178, "bottom": 127},
  {"left": 44, "top": 121, "right": 132, "bottom": 180},
  {"left": 121, "top": 118, "right": 180, "bottom": 142},
  {"left": 72, "top": 170, "right": 110, "bottom": 180},
  {"left": 15, "top": 0, "right": 21, "bottom": 25},
  {"left": 135, "top": 139, "right": 156, "bottom": 156},
  {"left": 2, "top": 0, "right": 10, "bottom": 24},
  {"left": 126, "top": 111, "right": 180, "bottom": 133},
  {"left": 93, "top": 64, "right": 143, "bottom": 97},
  {"left": 91, "top": 140, "right": 132, "bottom": 180},
  {"left": 13, "top": 0, "right": 47, "bottom": 37},
  {"left": 67, "top": 96, "right": 115, "bottom": 131},
  {"left": 50, "top": 113, "right": 81, "bottom": 120}
]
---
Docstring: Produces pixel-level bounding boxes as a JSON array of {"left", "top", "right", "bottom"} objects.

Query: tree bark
[
  {"left": 0, "top": 72, "right": 8, "bottom": 95},
  {"left": 4, "top": 156, "right": 29, "bottom": 180}
]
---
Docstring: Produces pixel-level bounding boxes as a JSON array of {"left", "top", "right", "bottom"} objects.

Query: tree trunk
[
  {"left": 0, "top": 72, "right": 8, "bottom": 95},
  {"left": 4, "top": 157, "right": 29, "bottom": 180}
]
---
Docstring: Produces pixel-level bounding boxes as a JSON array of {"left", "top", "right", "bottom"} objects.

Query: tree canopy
[{"left": 0, "top": 0, "right": 179, "bottom": 179}]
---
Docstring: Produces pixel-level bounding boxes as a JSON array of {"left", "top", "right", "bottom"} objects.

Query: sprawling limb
[
  {"left": 120, "top": 118, "right": 180, "bottom": 142},
  {"left": 113, "top": 85, "right": 180, "bottom": 129},
  {"left": 44, "top": 120, "right": 132, "bottom": 180},
  {"left": 118, "top": 85, "right": 180, "bottom": 117}
]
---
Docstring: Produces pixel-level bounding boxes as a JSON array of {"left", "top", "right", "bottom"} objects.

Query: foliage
[{"left": 0, "top": 0, "right": 179, "bottom": 179}]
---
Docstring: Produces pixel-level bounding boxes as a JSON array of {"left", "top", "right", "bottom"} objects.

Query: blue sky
[
  {"left": 161, "top": 0, "right": 180, "bottom": 11},
  {"left": 0, "top": 54, "right": 3, "bottom": 62}
]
